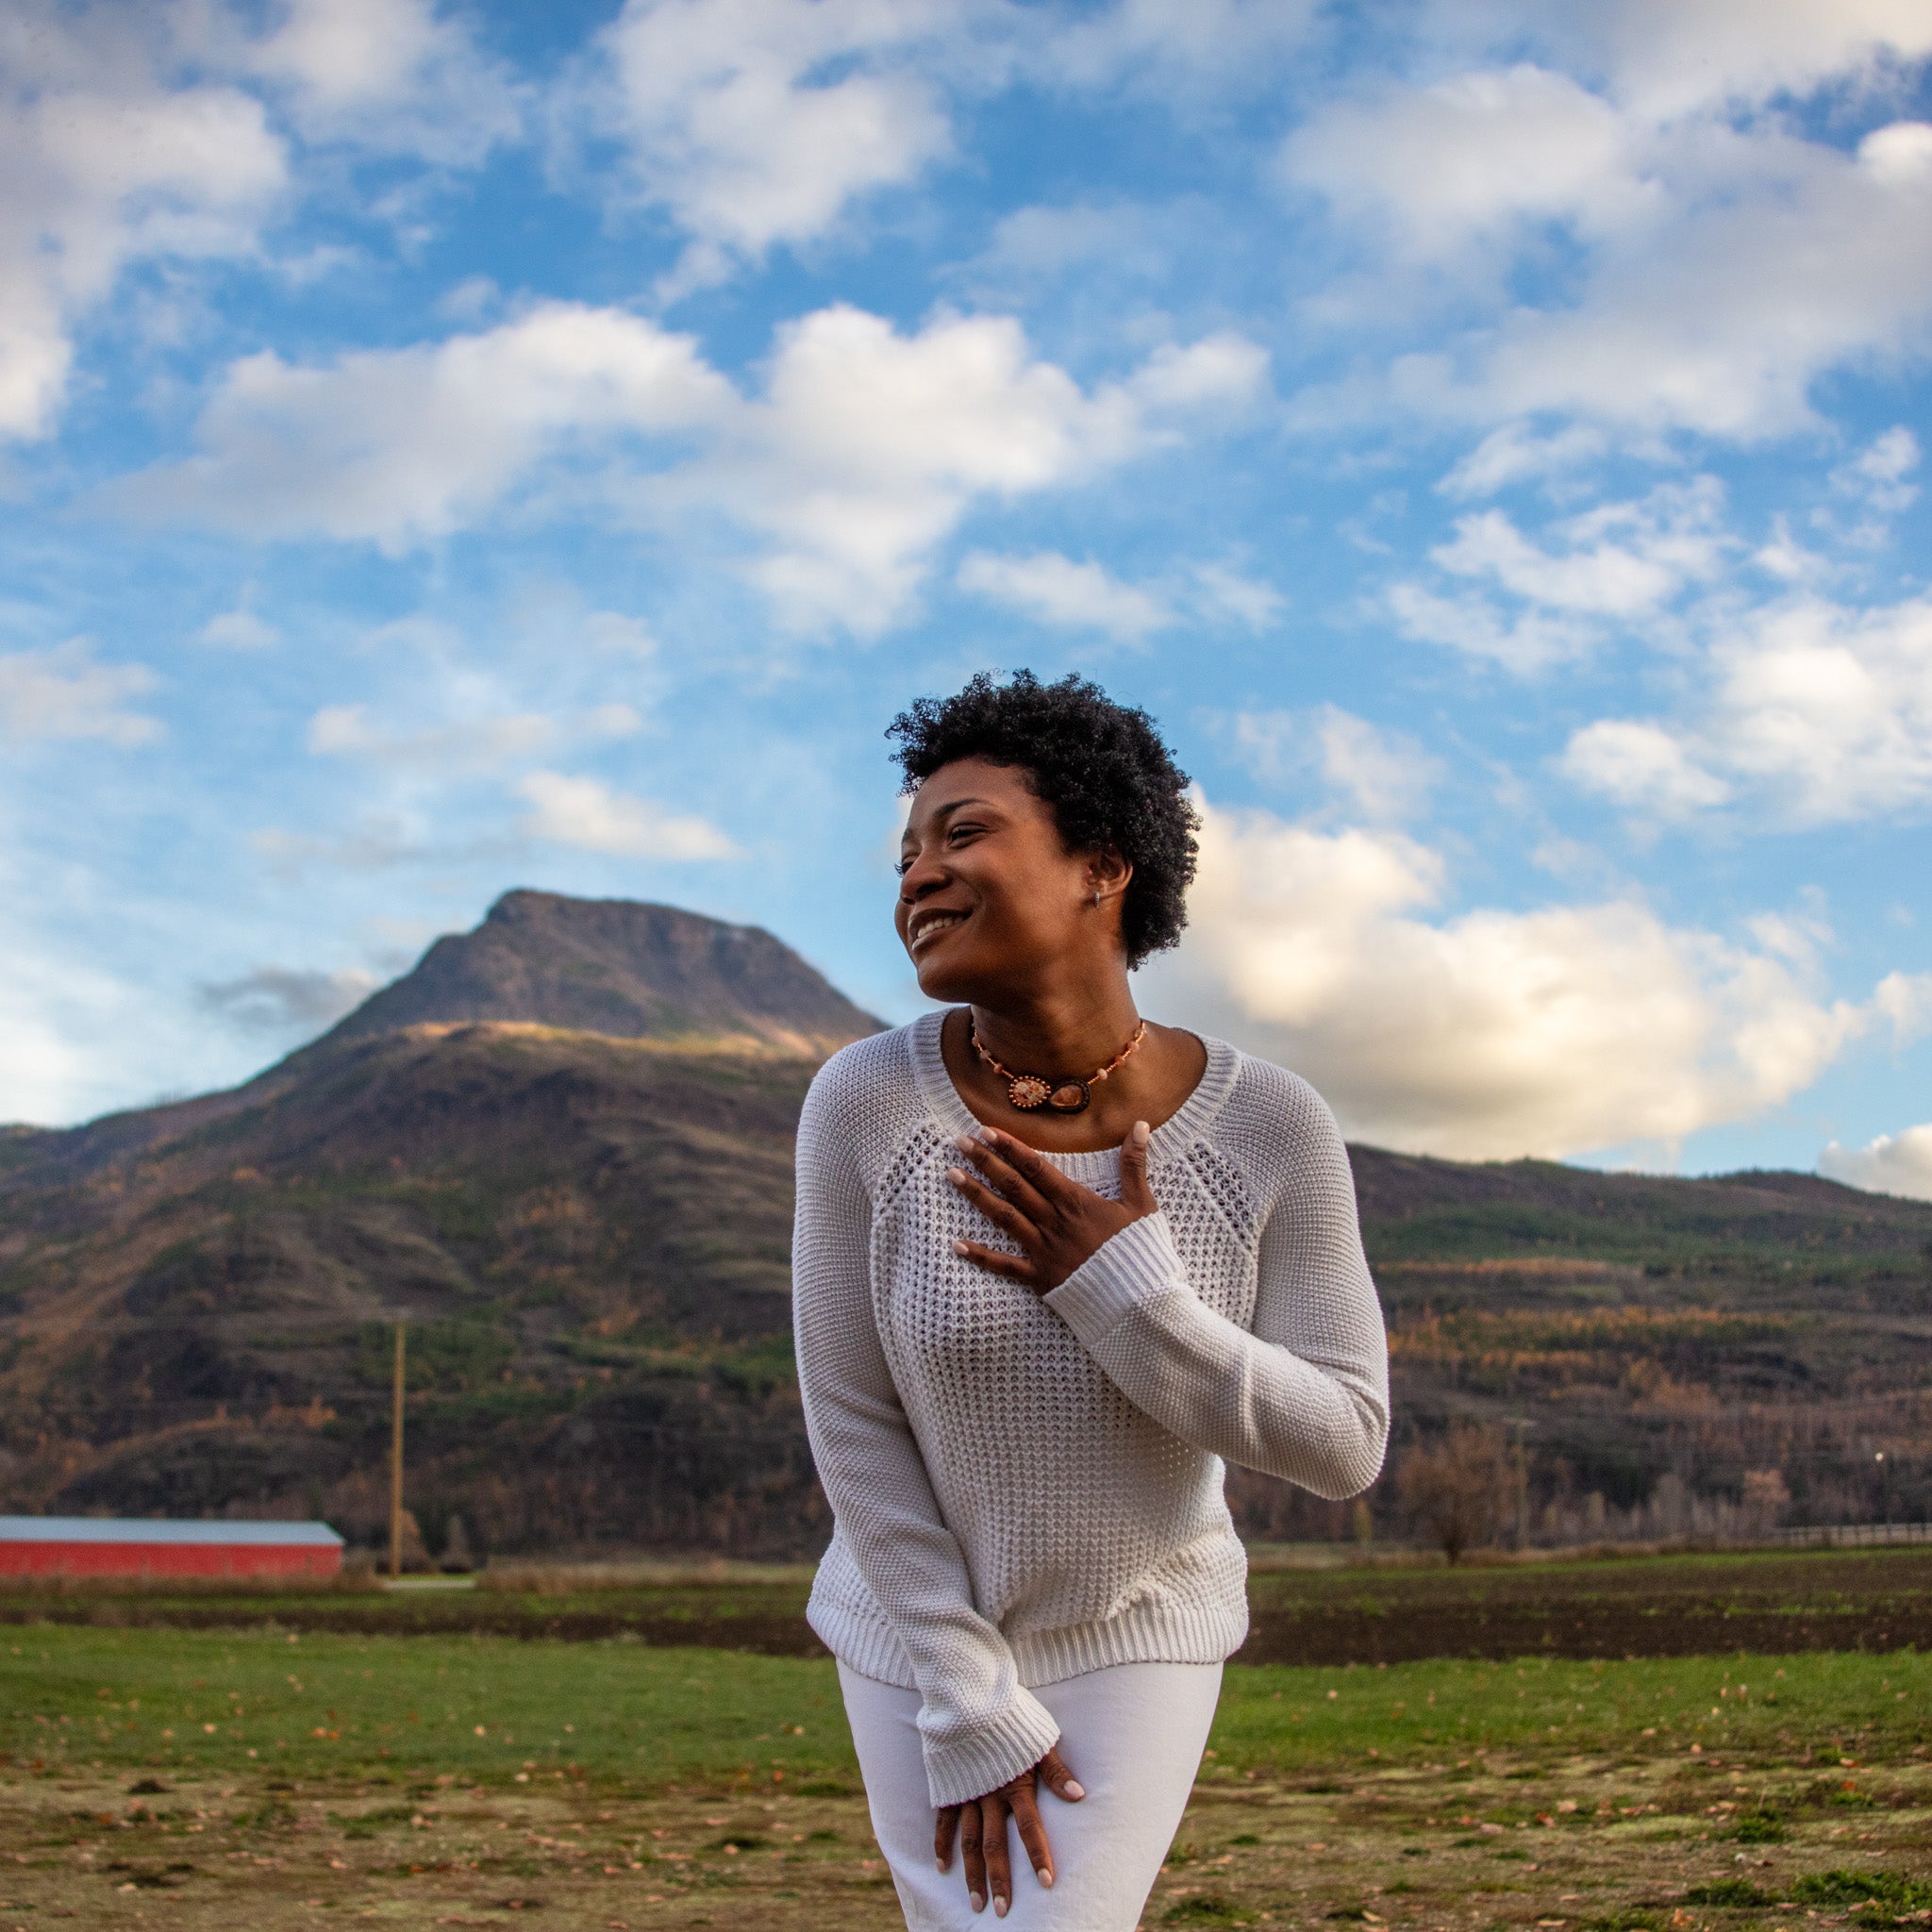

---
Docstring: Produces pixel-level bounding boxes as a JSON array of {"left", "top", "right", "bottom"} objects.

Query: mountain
[
  {"left": 319, "top": 891, "right": 883, "bottom": 1058},
  {"left": 2, "top": 892, "right": 1929, "bottom": 1559}
]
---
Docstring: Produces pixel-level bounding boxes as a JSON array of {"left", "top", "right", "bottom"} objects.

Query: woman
[{"left": 793, "top": 672, "right": 1388, "bottom": 1929}]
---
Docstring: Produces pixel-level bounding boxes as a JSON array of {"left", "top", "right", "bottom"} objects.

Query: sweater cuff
[
  {"left": 922, "top": 1686, "right": 1063, "bottom": 1809},
  {"left": 1043, "top": 1211, "right": 1184, "bottom": 1348}
]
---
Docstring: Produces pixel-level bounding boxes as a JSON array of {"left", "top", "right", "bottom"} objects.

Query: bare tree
[{"left": 1397, "top": 1424, "right": 1509, "bottom": 1564}]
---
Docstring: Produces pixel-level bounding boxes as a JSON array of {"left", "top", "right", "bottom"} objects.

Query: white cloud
[
  {"left": 1283, "top": 64, "right": 1649, "bottom": 262},
  {"left": 593, "top": 0, "right": 958, "bottom": 278},
  {"left": 1282, "top": 6, "right": 1932, "bottom": 450},
  {"left": 1387, "top": 582, "right": 1592, "bottom": 674},
  {"left": 1390, "top": 117, "right": 1932, "bottom": 441},
  {"left": 1232, "top": 706, "right": 1437, "bottom": 822},
  {"left": 198, "top": 963, "right": 377, "bottom": 1034},
  {"left": 515, "top": 771, "right": 741, "bottom": 860},
  {"left": 1045, "top": 0, "right": 1320, "bottom": 93},
  {"left": 1561, "top": 720, "right": 1730, "bottom": 816},
  {"left": 249, "top": 0, "right": 523, "bottom": 164},
  {"left": 121, "top": 295, "right": 1259, "bottom": 631},
  {"left": 1830, "top": 425, "right": 1922, "bottom": 517},
  {"left": 196, "top": 603, "right": 280, "bottom": 650},
  {"left": 957, "top": 550, "right": 1170, "bottom": 640},
  {"left": 0, "top": 639, "right": 161, "bottom": 746},
  {"left": 0, "top": 6, "right": 288, "bottom": 440},
  {"left": 1431, "top": 481, "right": 1728, "bottom": 616},
  {"left": 1192, "top": 562, "right": 1285, "bottom": 631},
  {"left": 1542, "top": 2, "right": 1932, "bottom": 122},
  {"left": 1564, "top": 592, "right": 1932, "bottom": 825},
  {"left": 110, "top": 301, "right": 732, "bottom": 549},
  {"left": 1439, "top": 422, "right": 1608, "bottom": 498},
  {"left": 307, "top": 704, "right": 562, "bottom": 774},
  {"left": 0, "top": 931, "right": 142, "bottom": 1125},
  {"left": 1819, "top": 1124, "right": 1932, "bottom": 1203},
  {"left": 696, "top": 304, "right": 1155, "bottom": 631},
  {"left": 1143, "top": 797, "right": 1907, "bottom": 1160}
]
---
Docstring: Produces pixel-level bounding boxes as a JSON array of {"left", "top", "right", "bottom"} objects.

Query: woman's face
[{"left": 895, "top": 757, "right": 1122, "bottom": 1002}]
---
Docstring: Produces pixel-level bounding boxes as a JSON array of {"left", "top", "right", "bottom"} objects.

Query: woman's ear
[{"left": 1087, "top": 847, "right": 1132, "bottom": 904}]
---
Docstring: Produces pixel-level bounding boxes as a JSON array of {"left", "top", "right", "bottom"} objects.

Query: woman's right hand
[{"left": 934, "top": 1744, "right": 1085, "bottom": 1916}]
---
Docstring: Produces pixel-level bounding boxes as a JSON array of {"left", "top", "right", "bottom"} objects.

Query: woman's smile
[{"left": 908, "top": 906, "right": 971, "bottom": 954}]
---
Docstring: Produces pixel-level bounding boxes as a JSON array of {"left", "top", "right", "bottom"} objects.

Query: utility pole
[
  {"left": 1506, "top": 1418, "right": 1533, "bottom": 1550},
  {"left": 389, "top": 1320, "right": 407, "bottom": 1582}
]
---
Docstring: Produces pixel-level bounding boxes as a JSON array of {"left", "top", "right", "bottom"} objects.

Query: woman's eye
[{"left": 893, "top": 858, "right": 913, "bottom": 876}]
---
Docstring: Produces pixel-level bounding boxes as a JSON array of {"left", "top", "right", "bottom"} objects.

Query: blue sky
[{"left": 4, "top": 0, "right": 1931, "bottom": 1195}]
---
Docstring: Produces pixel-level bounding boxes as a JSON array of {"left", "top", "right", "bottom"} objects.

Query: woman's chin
[{"left": 911, "top": 953, "right": 978, "bottom": 1003}]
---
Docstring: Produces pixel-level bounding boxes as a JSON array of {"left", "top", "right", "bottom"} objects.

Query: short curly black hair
[{"left": 886, "top": 670, "right": 1199, "bottom": 968}]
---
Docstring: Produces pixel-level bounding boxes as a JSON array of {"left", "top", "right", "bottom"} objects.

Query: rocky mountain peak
[{"left": 320, "top": 890, "right": 883, "bottom": 1057}]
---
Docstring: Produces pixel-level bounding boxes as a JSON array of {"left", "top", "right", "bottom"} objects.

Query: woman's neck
[{"left": 965, "top": 982, "right": 1141, "bottom": 1078}]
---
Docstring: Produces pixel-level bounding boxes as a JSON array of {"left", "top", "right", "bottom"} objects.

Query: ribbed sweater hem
[{"left": 810, "top": 1589, "right": 1251, "bottom": 1694}]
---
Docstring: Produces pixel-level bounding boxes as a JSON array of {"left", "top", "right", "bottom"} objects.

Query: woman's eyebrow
[{"left": 903, "top": 796, "right": 994, "bottom": 843}]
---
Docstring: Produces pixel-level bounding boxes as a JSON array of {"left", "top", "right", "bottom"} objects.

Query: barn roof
[{"left": 0, "top": 1517, "right": 343, "bottom": 1547}]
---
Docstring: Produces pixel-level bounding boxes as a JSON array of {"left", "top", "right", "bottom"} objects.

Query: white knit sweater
[{"left": 792, "top": 1011, "right": 1388, "bottom": 1808}]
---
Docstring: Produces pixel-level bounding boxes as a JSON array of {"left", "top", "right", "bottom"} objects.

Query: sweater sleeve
[
  {"left": 1041, "top": 1074, "right": 1388, "bottom": 1499},
  {"left": 791, "top": 1063, "right": 1062, "bottom": 1809}
]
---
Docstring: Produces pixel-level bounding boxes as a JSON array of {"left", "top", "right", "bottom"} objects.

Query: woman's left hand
[{"left": 945, "top": 1120, "right": 1156, "bottom": 1294}]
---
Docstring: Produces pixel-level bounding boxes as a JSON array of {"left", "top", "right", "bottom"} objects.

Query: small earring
[{"left": 1092, "top": 889, "right": 1102, "bottom": 908}]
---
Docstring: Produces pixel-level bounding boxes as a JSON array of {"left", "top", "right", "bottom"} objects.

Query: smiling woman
[{"left": 791, "top": 672, "right": 1391, "bottom": 1930}]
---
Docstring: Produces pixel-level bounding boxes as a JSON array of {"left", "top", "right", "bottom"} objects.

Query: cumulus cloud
[
  {"left": 114, "top": 298, "right": 1261, "bottom": 631},
  {"left": 1560, "top": 720, "right": 1730, "bottom": 816},
  {"left": 957, "top": 550, "right": 1170, "bottom": 640},
  {"left": 1537, "top": 2, "right": 1932, "bottom": 122},
  {"left": 592, "top": 0, "right": 958, "bottom": 285},
  {"left": 1432, "top": 481, "right": 1729, "bottom": 616},
  {"left": 0, "top": 640, "right": 161, "bottom": 746},
  {"left": 249, "top": 0, "right": 523, "bottom": 164},
  {"left": 515, "top": 771, "right": 741, "bottom": 860},
  {"left": 108, "top": 301, "right": 731, "bottom": 549},
  {"left": 1387, "top": 582, "right": 1592, "bottom": 674},
  {"left": 0, "top": 5, "right": 288, "bottom": 441},
  {"left": 1283, "top": 64, "right": 1649, "bottom": 262},
  {"left": 1283, "top": 2, "right": 1932, "bottom": 449},
  {"left": 198, "top": 963, "right": 378, "bottom": 1034},
  {"left": 1564, "top": 592, "right": 1932, "bottom": 825},
  {"left": 1141, "top": 797, "right": 1920, "bottom": 1160},
  {"left": 1819, "top": 1124, "right": 1932, "bottom": 1203}
]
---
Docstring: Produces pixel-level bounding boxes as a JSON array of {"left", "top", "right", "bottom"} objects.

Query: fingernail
[
  {"left": 946, "top": 1166, "right": 966, "bottom": 1183},
  {"left": 970, "top": 1892, "right": 985, "bottom": 1913},
  {"left": 1041, "top": 1869, "right": 1055, "bottom": 1889},
  {"left": 974, "top": 1124, "right": 998, "bottom": 1142},
  {"left": 1134, "top": 1121, "right": 1150, "bottom": 1144},
  {"left": 952, "top": 1239, "right": 969, "bottom": 1255},
  {"left": 1063, "top": 1778, "right": 1086, "bottom": 1799},
  {"left": 994, "top": 1900, "right": 1008, "bottom": 1919},
  {"left": 936, "top": 1857, "right": 947, "bottom": 1872},
  {"left": 955, "top": 1133, "right": 975, "bottom": 1152}
]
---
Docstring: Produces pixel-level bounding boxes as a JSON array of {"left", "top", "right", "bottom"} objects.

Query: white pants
[{"left": 839, "top": 1659, "right": 1224, "bottom": 1932}]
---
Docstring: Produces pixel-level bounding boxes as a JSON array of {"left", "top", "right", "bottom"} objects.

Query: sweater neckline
[{"left": 908, "top": 1008, "right": 1240, "bottom": 1183}]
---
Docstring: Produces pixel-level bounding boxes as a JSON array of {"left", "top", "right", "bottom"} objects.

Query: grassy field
[{"left": 3, "top": 1624, "right": 1928, "bottom": 1930}]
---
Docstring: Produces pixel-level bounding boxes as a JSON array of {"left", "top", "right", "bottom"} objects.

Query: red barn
[{"left": 0, "top": 1517, "right": 344, "bottom": 1581}]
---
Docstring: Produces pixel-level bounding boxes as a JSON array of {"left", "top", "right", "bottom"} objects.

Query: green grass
[
  {"left": 0, "top": 1626, "right": 858, "bottom": 1789},
  {"left": 1208, "top": 1648, "right": 1929, "bottom": 1773},
  {"left": 5, "top": 1628, "right": 1927, "bottom": 1792}
]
